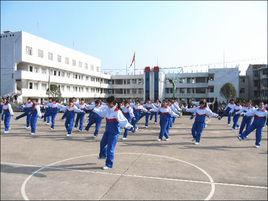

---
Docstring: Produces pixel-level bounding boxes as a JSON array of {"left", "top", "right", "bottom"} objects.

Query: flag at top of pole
[{"left": 129, "top": 52, "right": 135, "bottom": 68}]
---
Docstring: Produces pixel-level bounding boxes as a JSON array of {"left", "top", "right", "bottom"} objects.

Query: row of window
[
  {"left": 25, "top": 46, "right": 100, "bottom": 71},
  {"left": 27, "top": 82, "right": 107, "bottom": 93},
  {"left": 165, "top": 87, "right": 214, "bottom": 94},
  {"left": 111, "top": 79, "right": 144, "bottom": 85},
  {"left": 109, "top": 88, "right": 144, "bottom": 95},
  {"left": 166, "top": 76, "right": 214, "bottom": 84},
  {"left": 27, "top": 65, "right": 109, "bottom": 83}
]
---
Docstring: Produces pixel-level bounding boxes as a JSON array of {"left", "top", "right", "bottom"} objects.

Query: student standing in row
[
  {"left": 2, "top": 98, "right": 14, "bottom": 134},
  {"left": 121, "top": 100, "right": 135, "bottom": 140},
  {"left": 29, "top": 99, "right": 42, "bottom": 135}
]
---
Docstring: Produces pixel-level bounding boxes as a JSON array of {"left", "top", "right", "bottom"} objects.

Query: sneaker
[
  {"left": 30, "top": 133, "right": 36, "bottom": 136},
  {"left": 237, "top": 136, "right": 242, "bottom": 141},
  {"left": 194, "top": 142, "right": 199, "bottom": 145},
  {"left": 122, "top": 137, "right": 127, "bottom": 140},
  {"left": 50, "top": 127, "right": 54, "bottom": 130},
  {"left": 145, "top": 126, "right": 148, "bottom": 128},
  {"left": 93, "top": 135, "right": 97, "bottom": 139},
  {"left": 255, "top": 145, "right": 260, "bottom": 148},
  {"left": 164, "top": 138, "right": 170, "bottom": 141},
  {"left": 78, "top": 129, "right": 83, "bottom": 132},
  {"left": 3, "top": 130, "right": 9, "bottom": 134},
  {"left": 228, "top": 124, "right": 230, "bottom": 126},
  {"left": 157, "top": 138, "right": 162, "bottom": 142},
  {"left": 154, "top": 122, "right": 157, "bottom": 125},
  {"left": 66, "top": 133, "right": 72, "bottom": 137},
  {"left": 191, "top": 138, "right": 195, "bottom": 142},
  {"left": 102, "top": 166, "right": 111, "bottom": 170},
  {"left": 25, "top": 126, "right": 30, "bottom": 130}
]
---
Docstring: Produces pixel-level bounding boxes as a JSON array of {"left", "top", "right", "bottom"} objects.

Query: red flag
[{"left": 129, "top": 52, "right": 135, "bottom": 68}]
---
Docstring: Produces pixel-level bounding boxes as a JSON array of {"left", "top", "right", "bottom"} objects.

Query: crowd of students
[{"left": 0, "top": 96, "right": 267, "bottom": 169}]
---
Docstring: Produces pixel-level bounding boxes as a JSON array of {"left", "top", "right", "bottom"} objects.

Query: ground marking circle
[{"left": 20, "top": 153, "right": 215, "bottom": 201}]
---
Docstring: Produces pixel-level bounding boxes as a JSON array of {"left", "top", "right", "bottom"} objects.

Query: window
[
  {"left": 207, "top": 86, "right": 214, "bottom": 93},
  {"left": 67, "top": 86, "right": 70, "bottom": 91},
  {"left": 33, "top": 83, "right": 38, "bottom": 90},
  {"left": 132, "top": 79, "right": 137, "bottom": 84},
  {"left": 58, "top": 71, "right": 61, "bottom": 76},
  {"left": 26, "top": 46, "right": 33, "bottom": 55},
  {"left": 91, "top": 88, "right": 95, "bottom": 93},
  {"left": 91, "top": 77, "right": 95, "bottom": 82},
  {"left": 85, "top": 63, "right": 88, "bottom": 69},
  {"left": 187, "top": 78, "right": 195, "bottom": 84},
  {"left": 29, "top": 65, "right": 33, "bottom": 72},
  {"left": 96, "top": 66, "right": 100, "bottom": 72},
  {"left": 254, "top": 80, "right": 259, "bottom": 87},
  {"left": 208, "top": 74, "right": 214, "bottom": 81},
  {"left": 67, "top": 73, "right": 70, "bottom": 78},
  {"left": 48, "top": 52, "right": 53, "bottom": 60},
  {"left": 57, "top": 55, "right": 62, "bottom": 62},
  {"left": 72, "top": 59, "right": 76, "bottom": 66},
  {"left": 263, "top": 69, "right": 268, "bottom": 75},
  {"left": 196, "top": 88, "right": 206, "bottom": 94},
  {"left": 132, "top": 89, "right": 137, "bottom": 94},
  {"left": 187, "top": 88, "right": 193, "bottom": 94},
  {"left": 41, "top": 83, "right": 47, "bottom": 90},
  {"left": 90, "top": 65, "right": 94, "bottom": 71},
  {"left": 196, "top": 77, "right": 207, "bottom": 83},
  {"left": 61, "top": 85, "right": 65, "bottom": 91},
  {"left": 79, "top": 61, "right": 82, "bottom": 67},
  {"left": 61, "top": 72, "right": 65, "bottom": 77},
  {"left": 138, "top": 88, "right": 143, "bottom": 94},
  {"left": 34, "top": 67, "right": 39, "bottom": 73},
  {"left": 262, "top": 78, "right": 268, "bottom": 87},
  {"left": 65, "top": 57, "right": 69, "bottom": 65},
  {"left": 179, "top": 88, "right": 185, "bottom": 94},
  {"left": 53, "top": 70, "right": 57, "bottom": 76},
  {"left": 38, "top": 49, "right": 43, "bottom": 58},
  {"left": 86, "top": 76, "right": 89, "bottom": 81},
  {"left": 138, "top": 79, "right": 143, "bottom": 84},
  {"left": 74, "top": 86, "right": 78, "bottom": 92},
  {"left": 240, "top": 88, "right": 245, "bottom": 93},
  {"left": 29, "top": 82, "right": 33, "bottom": 89},
  {"left": 41, "top": 68, "right": 47, "bottom": 74},
  {"left": 254, "top": 71, "right": 259, "bottom": 77}
]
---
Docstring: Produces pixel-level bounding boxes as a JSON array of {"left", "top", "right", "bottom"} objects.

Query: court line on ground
[{"left": 2, "top": 160, "right": 267, "bottom": 190}]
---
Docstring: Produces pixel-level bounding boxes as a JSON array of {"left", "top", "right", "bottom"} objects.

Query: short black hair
[
  {"left": 106, "top": 96, "right": 115, "bottom": 104},
  {"left": 80, "top": 98, "right": 85, "bottom": 101}
]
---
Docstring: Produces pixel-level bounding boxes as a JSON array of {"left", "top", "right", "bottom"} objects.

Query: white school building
[{"left": 1, "top": 31, "right": 240, "bottom": 103}]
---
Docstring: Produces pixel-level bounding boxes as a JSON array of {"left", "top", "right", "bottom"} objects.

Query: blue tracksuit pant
[
  {"left": 240, "top": 117, "right": 266, "bottom": 146},
  {"left": 123, "top": 113, "right": 131, "bottom": 138},
  {"left": 159, "top": 113, "right": 170, "bottom": 139},
  {"left": 145, "top": 112, "right": 150, "bottom": 126},
  {"left": 65, "top": 111, "right": 75, "bottom": 134},
  {"left": 191, "top": 122, "right": 205, "bottom": 143},
  {"left": 3, "top": 109, "right": 11, "bottom": 131},
  {"left": 150, "top": 111, "right": 158, "bottom": 123},
  {"left": 239, "top": 116, "right": 253, "bottom": 135},
  {"left": 50, "top": 108, "right": 58, "bottom": 129},
  {"left": 85, "top": 112, "right": 102, "bottom": 136},
  {"left": 61, "top": 111, "right": 67, "bottom": 119},
  {"left": 232, "top": 114, "right": 240, "bottom": 129},
  {"left": 99, "top": 119, "right": 120, "bottom": 168},
  {"left": 30, "top": 110, "right": 39, "bottom": 134},
  {"left": 75, "top": 112, "right": 86, "bottom": 131}
]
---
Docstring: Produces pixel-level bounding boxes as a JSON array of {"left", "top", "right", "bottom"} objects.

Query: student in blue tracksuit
[
  {"left": 132, "top": 100, "right": 148, "bottom": 132},
  {"left": 121, "top": 100, "right": 135, "bottom": 140},
  {"left": 236, "top": 101, "right": 255, "bottom": 136},
  {"left": 59, "top": 100, "right": 83, "bottom": 137},
  {"left": 218, "top": 99, "right": 235, "bottom": 125},
  {"left": 74, "top": 98, "right": 87, "bottom": 132},
  {"left": 169, "top": 99, "right": 182, "bottom": 128},
  {"left": 98, "top": 96, "right": 133, "bottom": 170},
  {"left": 43, "top": 97, "right": 53, "bottom": 124},
  {"left": 2, "top": 98, "right": 14, "bottom": 134},
  {"left": 230, "top": 100, "right": 242, "bottom": 130},
  {"left": 150, "top": 99, "right": 161, "bottom": 124},
  {"left": 151, "top": 100, "right": 179, "bottom": 141},
  {"left": 143, "top": 99, "right": 155, "bottom": 128},
  {"left": 0, "top": 98, "right": 4, "bottom": 121},
  {"left": 85, "top": 100, "right": 104, "bottom": 138},
  {"left": 49, "top": 98, "right": 61, "bottom": 130},
  {"left": 238, "top": 102, "right": 268, "bottom": 148},
  {"left": 186, "top": 99, "right": 218, "bottom": 145},
  {"left": 15, "top": 98, "right": 33, "bottom": 129},
  {"left": 29, "top": 99, "right": 42, "bottom": 135}
]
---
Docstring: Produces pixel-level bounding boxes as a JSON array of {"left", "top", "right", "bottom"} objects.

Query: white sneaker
[
  {"left": 154, "top": 122, "right": 157, "bottom": 125},
  {"left": 194, "top": 142, "right": 199, "bottom": 145},
  {"left": 66, "top": 133, "right": 72, "bottom": 137},
  {"left": 122, "top": 137, "right": 127, "bottom": 140},
  {"left": 78, "top": 129, "right": 83, "bottom": 132},
  {"left": 102, "top": 166, "right": 111, "bottom": 170},
  {"left": 93, "top": 135, "right": 97, "bottom": 139},
  {"left": 46, "top": 122, "right": 50, "bottom": 125},
  {"left": 145, "top": 126, "right": 148, "bottom": 128},
  {"left": 25, "top": 126, "right": 30, "bottom": 130},
  {"left": 228, "top": 124, "right": 230, "bottom": 126},
  {"left": 50, "top": 127, "right": 54, "bottom": 130},
  {"left": 157, "top": 138, "right": 162, "bottom": 142},
  {"left": 3, "top": 130, "right": 9, "bottom": 134},
  {"left": 30, "top": 133, "right": 36, "bottom": 136},
  {"left": 136, "top": 127, "right": 139, "bottom": 131},
  {"left": 255, "top": 145, "right": 260, "bottom": 148},
  {"left": 164, "top": 138, "right": 170, "bottom": 141}
]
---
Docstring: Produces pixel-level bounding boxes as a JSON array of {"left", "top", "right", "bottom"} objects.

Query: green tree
[
  {"left": 220, "top": 83, "right": 237, "bottom": 101},
  {"left": 46, "top": 84, "right": 61, "bottom": 99}
]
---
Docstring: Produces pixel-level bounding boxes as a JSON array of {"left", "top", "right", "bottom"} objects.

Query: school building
[{"left": 1, "top": 31, "right": 241, "bottom": 103}]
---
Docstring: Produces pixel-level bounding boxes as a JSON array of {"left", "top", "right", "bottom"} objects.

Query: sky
[{"left": 1, "top": 1, "right": 267, "bottom": 75}]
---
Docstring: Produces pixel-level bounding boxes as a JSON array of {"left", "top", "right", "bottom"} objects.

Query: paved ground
[{"left": 1, "top": 112, "right": 267, "bottom": 200}]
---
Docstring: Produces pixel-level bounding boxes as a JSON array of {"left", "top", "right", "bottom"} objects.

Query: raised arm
[{"left": 117, "top": 110, "right": 133, "bottom": 129}]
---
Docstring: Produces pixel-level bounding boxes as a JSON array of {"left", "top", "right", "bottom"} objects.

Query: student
[
  {"left": 150, "top": 99, "right": 161, "bottom": 124},
  {"left": 132, "top": 100, "right": 148, "bottom": 132},
  {"left": 0, "top": 98, "right": 4, "bottom": 121},
  {"left": 152, "top": 100, "right": 179, "bottom": 141},
  {"left": 169, "top": 99, "right": 182, "bottom": 127},
  {"left": 43, "top": 97, "right": 53, "bottom": 124},
  {"left": 121, "top": 100, "right": 135, "bottom": 140},
  {"left": 15, "top": 98, "right": 33, "bottom": 129},
  {"left": 143, "top": 99, "right": 155, "bottom": 128},
  {"left": 186, "top": 99, "right": 218, "bottom": 145},
  {"left": 74, "top": 98, "right": 87, "bottom": 132},
  {"left": 2, "top": 98, "right": 14, "bottom": 134},
  {"left": 218, "top": 99, "right": 235, "bottom": 125},
  {"left": 236, "top": 101, "right": 255, "bottom": 136},
  {"left": 98, "top": 96, "right": 133, "bottom": 170},
  {"left": 85, "top": 100, "right": 104, "bottom": 138},
  {"left": 49, "top": 98, "right": 61, "bottom": 130},
  {"left": 29, "top": 99, "right": 42, "bottom": 135},
  {"left": 238, "top": 102, "right": 268, "bottom": 148},
  {"left": 59, "top": 100, "right": 83, "bottom": 137},
  {"left": 230, "top": 100, "right": 242, "bottom": 130}
]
